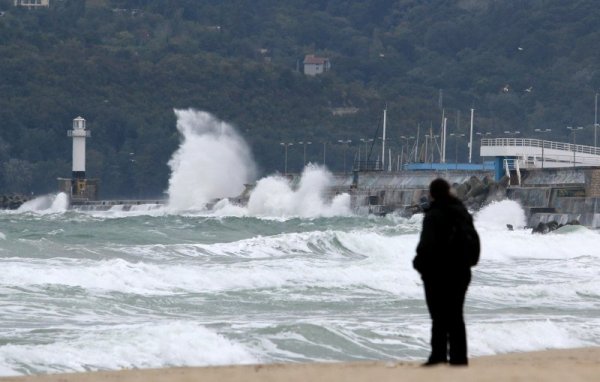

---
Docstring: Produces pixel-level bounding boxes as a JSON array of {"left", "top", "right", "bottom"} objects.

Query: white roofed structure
[
  {"left": 14, "top": 0, "right": 49, "bottom": 9},
  {"left": 480, "top": 137, "right": 600, "bottom": 168}
]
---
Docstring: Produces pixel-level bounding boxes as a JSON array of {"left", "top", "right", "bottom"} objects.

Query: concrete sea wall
[
  {"left": 329, "top": 169, "right": 500, "bottom": 215},
  {"left": 336, "top": 166, "right": 600, "bottom": 228}
]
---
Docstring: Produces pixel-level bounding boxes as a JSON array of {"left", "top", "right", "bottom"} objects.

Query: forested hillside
[{"left": 1, "top": 0, "right": 600, "bottom": 197}]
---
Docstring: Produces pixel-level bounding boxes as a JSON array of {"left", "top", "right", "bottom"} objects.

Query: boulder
[
  {"left": 532, "top": 222, "right": 549, "bottom": 234},
  {"left": 467, "top": 175, "right": 482, "bottom": 189},
  {"left": 547, "top": 221, "right": 559, "bottom": 231},
  {"left": 466, "top": 182, "right": 486, "bottom": 199},
  {"left": 498, "top": 175, "right": 510, "bottom": 188},
  {"left": 0, "top": 194, "right": 30, "bottom": 210},
  {"left": 455, "top": 182, "right": 469, "bottom": 200}
]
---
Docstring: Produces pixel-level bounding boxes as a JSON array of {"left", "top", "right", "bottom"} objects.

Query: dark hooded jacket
[{"left": 413, "top": 196, "right": 476, "bottom": 276}]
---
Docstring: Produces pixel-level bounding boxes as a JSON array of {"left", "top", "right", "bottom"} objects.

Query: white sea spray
[{"left": 167, "top": 109, "right": 256, "bottom": 211}]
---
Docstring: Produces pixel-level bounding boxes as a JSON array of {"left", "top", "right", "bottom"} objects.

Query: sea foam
[{"left": 0, "top": 322, "right": 256, "bottom": 375}]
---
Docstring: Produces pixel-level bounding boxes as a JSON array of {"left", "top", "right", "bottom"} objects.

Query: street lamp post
[
  {"left": 338, "top": 139, "right": 352, "bottom": 173},
  {"left": 400, "top": 135, "right": 414, "bottom": 167},
  {"left": 503, "top": 131, "right": 521, "bottom": 163},
  {"left": 474, "top": 132, "right": 491, "bottom": 164},
  {"left": 534, "top": 128, "right": 551, "bottom": 168},
  {"left": 280, "top": 142, "right": 293, "bottom": 174},
  {"left": 449, "top": 133, "right": 466, "bottom": 167},
  {"left": 566, "top": 126, "right": 584, "bottom": 167},
  {"left": 298, "top": 141, "right": 312, "bottom": 167},
  {"left": 360, "top": 138, "right": 374, "bottom": 158},
  {"left": 595, "top": 92, "right": 598, "bottom": 148},
  {"left": 359, "top": 138, "right": 374, "bottom": 170},
  {"left": 424, "top": 134, "right": 439, "bottom": 163}
]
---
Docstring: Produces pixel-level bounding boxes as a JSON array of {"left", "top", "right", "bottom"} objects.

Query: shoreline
[{"left": 1, "top": 347, "right": 598, "bottom": 382}]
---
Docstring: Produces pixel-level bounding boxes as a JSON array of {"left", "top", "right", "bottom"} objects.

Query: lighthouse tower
[
  {"left": 68, "top": 116, "right": 90, "bottom": 179},
  {"left": 58, "top": 116, "right": 98, "bottom": 202}
]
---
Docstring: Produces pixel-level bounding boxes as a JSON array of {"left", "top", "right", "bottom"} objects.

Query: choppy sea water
[{"left": 0, "top": 198, "right": 598, "bottom": 376}]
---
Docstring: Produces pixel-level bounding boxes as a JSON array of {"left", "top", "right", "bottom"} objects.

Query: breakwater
[
  {"left": 330, "top": 166, "right": 600, "bottom": 228},
  {"left": 0, "top": 194, "right": 31, "bottom": 209},
  {"left": 510, "top": 167, "right": 600, "bottom": 228},
  {"left": 329, "top": 169, "right": 502, "bottom": 215}
]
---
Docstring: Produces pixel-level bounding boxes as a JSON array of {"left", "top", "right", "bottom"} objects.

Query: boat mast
[
  {"left": 469, "top": 108, "right": 474, "bottom": 163},
  {"left": 415, "top": 123, "right": 420, "bottom": 162},
  {"left": 381, "top": 106, "right": 387, "bottom": 170},
  {"left": 442, "top": 116, "right": 447, "bottom": 163}
]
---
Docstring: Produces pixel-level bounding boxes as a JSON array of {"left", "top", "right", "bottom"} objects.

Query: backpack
[{"left": 450, "top": 210, "right": 480, "bottom": 267}]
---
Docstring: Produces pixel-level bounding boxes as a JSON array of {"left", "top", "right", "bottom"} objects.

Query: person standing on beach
[{"left": 413, "top": 178, "right": 480, "bottom": 366}]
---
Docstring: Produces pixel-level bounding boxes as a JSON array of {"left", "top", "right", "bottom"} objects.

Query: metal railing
[
  {"left": 504, "top": 158, "right": 521, "bottom": 186},
  {"left": 353, "top": 160, "right": 382, "bottom": 171},
  {"left": 481, "top": 138, "right": 600, "bottom": 156}
]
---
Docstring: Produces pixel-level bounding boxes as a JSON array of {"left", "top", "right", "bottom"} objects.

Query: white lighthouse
[
  {"left": 68, "top": 116, "right": 91, "bottom": 179},
  {"left": 59, "top": 116, "right": 97, "bottom": 201}
]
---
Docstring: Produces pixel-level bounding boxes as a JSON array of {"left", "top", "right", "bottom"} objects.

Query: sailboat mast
[
  {"left": 469, "top": 108, "right": 474, "bottom": 163},
  {"left": 415, "top": 123, "right": 420, "bottom": 162},
  {"left": 382, "top": 107, "right": 387, "bottom": 170},
  {"left": 442, "top": 117, "right": 447, "bottom": 163}
]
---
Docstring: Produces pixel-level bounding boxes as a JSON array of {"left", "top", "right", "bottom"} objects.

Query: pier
[{"left": 70, "top": 199, "right": 166, "bottom": 211}]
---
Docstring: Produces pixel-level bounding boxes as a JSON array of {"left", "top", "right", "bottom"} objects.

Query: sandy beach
[{"left": 1, "top": 347, "right": 598, "bottom": 382}]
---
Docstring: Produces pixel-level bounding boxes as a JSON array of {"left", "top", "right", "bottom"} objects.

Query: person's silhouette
[{"left": 414, "top": 178, "right": 479, "bottom": 366}]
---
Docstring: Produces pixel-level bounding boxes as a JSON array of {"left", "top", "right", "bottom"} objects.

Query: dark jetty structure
[{"left": 325, "top": 164, "right": 600, "bottom": 229}]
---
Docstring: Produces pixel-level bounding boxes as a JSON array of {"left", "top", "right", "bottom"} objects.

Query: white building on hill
[
  {"left": 303, "top": 54, "right": 331, "bottom": 76},
  {"left": 14, "top": 0, "right": 49, "bottom": 9}
]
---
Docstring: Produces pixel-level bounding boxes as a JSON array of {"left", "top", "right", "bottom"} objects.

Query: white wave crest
[
  {"left": 16, "top": 193, "right": 69, "bottom": 213},
  {"left": 0, "top": 322, "right": 257, "bottom": 375},
  {"left": 469, "top": 319, "right": 597, "bottom": 356},
  {"left": 0, "top": 229, "right": 420, "bottom": 296}
]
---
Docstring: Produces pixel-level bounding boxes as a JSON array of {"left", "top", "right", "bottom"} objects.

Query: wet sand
[{"left": 1, "top": 347, "right": 598, "bottom": 382}]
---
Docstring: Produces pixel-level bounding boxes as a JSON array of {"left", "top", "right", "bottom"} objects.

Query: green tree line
[{"left": 1, "top": 0, "right": 600, "bottom": 197}]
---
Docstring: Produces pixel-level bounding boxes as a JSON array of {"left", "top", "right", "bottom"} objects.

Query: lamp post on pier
[
  {"left": 424, "top": 134, "right": 439, "bottom": 163},
  {"left": 298, "top": 141, "right": 312, "bottom": 167},
  {"left": 534, "top": 128, "right": 551, "bottom": 168},
  {"left": 566, "top": 126, "right": 584, "bottom": 167},
  {"left": 472, "top": 132, "right": 491, "bottom": 164},
  {"left": 360, "top": 138, "right": 374, "bottom": 158},
  {"left": 400, "top": 135, "right": 414, "bottom": 168},
  {"left": 449, "top": 133, "right": 466, "bottom": 166},
  {"left": 359, "top": 138, "right": 373, "bottom": 170},
  {"left": 280, "top": 142, "right": 293, "bottom": 175},
  {"left": 338, "top": 139, "right": 352, "bottom": 173},
  {"left": 595, "top": 92, "right": 598, "bottom": 148}
]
